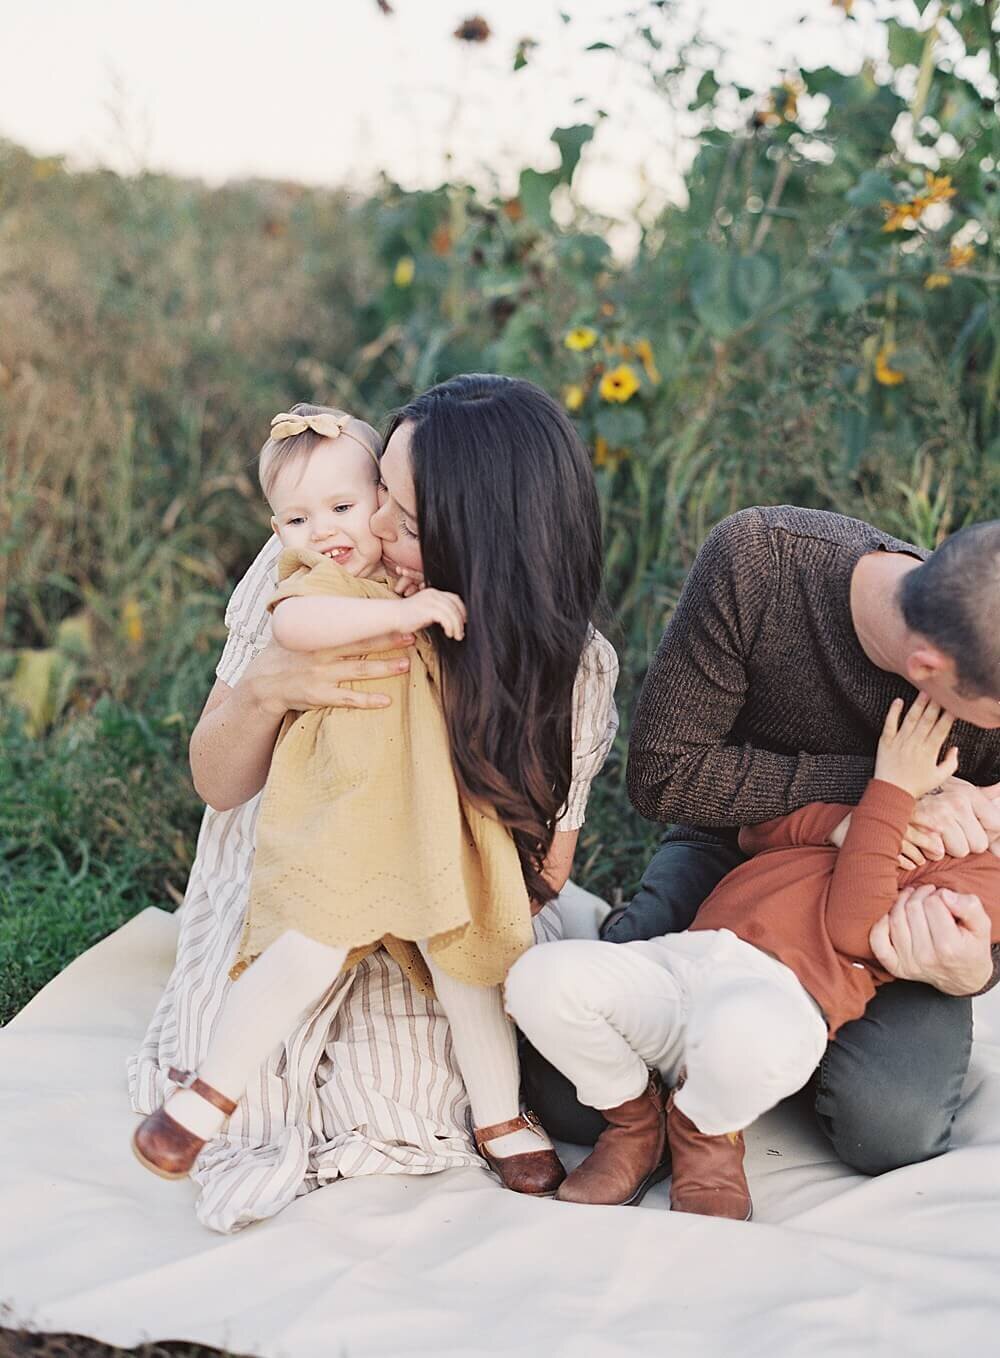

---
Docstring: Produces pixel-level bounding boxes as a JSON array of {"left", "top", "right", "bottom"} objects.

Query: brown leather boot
[
  {"left": 665, "top": 1090, "right": 752, "bottom": 1221},
  {"left": 555, "top": 1072, "right": 669, "bottom": 1206},
  {"left": 131, "top": 1068, "right": 237, "bottom": 1180}
]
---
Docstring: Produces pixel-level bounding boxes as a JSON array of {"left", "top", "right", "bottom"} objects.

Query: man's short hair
[{"left": 899, "top": 519, "right": 1000, "bottom": 698}]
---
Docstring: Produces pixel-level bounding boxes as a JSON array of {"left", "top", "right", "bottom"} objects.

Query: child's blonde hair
[{"left": 259, "top": 402, "right": 382, "bottom": 503}]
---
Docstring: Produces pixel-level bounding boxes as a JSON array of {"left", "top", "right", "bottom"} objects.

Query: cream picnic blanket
[{"left": 2, "top": 896, "right": 999, "bottom": 1356}]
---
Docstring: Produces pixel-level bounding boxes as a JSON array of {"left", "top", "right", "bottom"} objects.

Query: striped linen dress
[{"left": 127, "top": 535, "right": 619, "bottom": 1234}]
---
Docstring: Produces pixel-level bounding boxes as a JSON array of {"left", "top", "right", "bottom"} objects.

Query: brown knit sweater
[
  {"left": 690, "top": 780, "right": 1000, "bottom": 1036},
  {"left": 628, "top": 507, "right": 1000, "bottom": 831}
]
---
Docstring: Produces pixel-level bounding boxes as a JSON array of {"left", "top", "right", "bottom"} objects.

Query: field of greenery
[{"left": 1, "top": 0, "right": 998, "bottom": 1025}]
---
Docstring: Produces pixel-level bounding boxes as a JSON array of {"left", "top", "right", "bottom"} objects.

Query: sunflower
[
  {"left": 924, "top": 273, "right": 952, "bottom": 290},
  {"left": 921, "top": 173, "right": 956, "bottom": 206},
  {"left": 881, "top": 200, "right": 924, "bottom": 233},
  {"left": 948, "top": 241, "right": 976, "bottom": 269},
  {"left": 563, "top": 384, "right": 586, "bottom": 412},
  {"left": 599, "top": 364, "right": 641, "bottom": 403},
  {"left": 564, "top": 326, "right": 598, "bottom": 352}
]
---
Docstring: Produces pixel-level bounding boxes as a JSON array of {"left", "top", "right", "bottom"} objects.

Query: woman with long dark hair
[
  {"left": 129, "top": 374, "right": 618, "bottom": 1232},
  {"left": 379, "top": 374, "right": 604, "bottom": 908}
]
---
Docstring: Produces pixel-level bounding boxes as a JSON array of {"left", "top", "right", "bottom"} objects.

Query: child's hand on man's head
[{"left": 874, "top": 692, "right": 959, "bottom": 799}]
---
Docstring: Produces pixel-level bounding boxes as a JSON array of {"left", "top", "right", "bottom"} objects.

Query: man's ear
[{"left": 905, "top": 645, "right": 950, "bottom": 686}]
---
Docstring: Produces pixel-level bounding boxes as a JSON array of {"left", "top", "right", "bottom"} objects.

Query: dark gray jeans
[{"left": 520, "top": 837, "right": 973, "bottom": 1173}]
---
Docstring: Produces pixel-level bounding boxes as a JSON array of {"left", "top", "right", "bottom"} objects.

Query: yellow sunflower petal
[
  {"left": 564, "top": 326, "right": 598, "bottom": 352},
  {"left": 875, "top": 345, "right": 905, "bottom": 387}
]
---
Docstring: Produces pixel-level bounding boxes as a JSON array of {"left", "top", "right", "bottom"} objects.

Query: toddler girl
[{"left": 133, "top": 403, "right": 564, "bottom": 1196}]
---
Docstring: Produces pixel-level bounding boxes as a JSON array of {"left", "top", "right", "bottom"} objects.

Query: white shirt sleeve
[
  {"left": 215, "top": 536, "right": 283, "bottom": 687},
  {"left": 555, "top": 628, "right": 620, "bottom": 832}
]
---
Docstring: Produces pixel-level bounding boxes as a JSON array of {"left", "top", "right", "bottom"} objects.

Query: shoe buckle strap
[
  {"left": 167, "top": 1067, "right": 238, "bottom": 1117},
  {"left": 474, "top": 1109, "right": 542, "bottom": 1150}
]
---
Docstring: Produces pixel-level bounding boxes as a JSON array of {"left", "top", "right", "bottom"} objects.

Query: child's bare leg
[
  {"left": 418, "top": 945, "right": 550, "bottom": 1157},
  {"left": 168, "top": 930, "right": 348, "bottom": 1138}
]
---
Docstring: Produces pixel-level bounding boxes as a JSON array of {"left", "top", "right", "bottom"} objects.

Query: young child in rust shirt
[
  {"left": 506, "top": 692, "right": 1000, "bottom": 1220},
  {"left": 691, "top": 694, "right": 1000, "bottom": 1040}
]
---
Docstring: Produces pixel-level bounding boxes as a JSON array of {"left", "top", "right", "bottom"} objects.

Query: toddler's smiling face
[{"left": 268, "top": 438, "right": 382, "bottom": 578}]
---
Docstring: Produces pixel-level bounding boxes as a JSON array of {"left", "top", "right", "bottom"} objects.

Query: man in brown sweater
[{"left": 524, "top": 507, "right": 1000, "bottom": 1173}]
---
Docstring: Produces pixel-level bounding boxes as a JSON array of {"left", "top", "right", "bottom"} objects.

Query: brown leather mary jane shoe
[
  {"left": 131, "top": 1068, "right": 237, "bottom": 1180},
  {"left": 665, "top": 1089, "right": 752, "bottom": 1221},
  {"left": 475, "top": 1112, "right": 566, "bottom": 1197}
]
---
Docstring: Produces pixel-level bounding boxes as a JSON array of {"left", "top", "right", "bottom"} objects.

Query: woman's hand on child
[
  {"left": 248, "top": 638, "right": 414, "bottom": 715},
  {"left": 874, "top": 693, "right": 959, "bottom": 799},
  {"left": 397, "top": 589, "right": 467, "bottom": 641}
]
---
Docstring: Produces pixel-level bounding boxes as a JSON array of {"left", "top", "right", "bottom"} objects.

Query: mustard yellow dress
[{"left": 231, "top": 547, "right": 533, "bottom": 994}]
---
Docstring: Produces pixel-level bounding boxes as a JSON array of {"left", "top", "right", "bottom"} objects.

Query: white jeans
[{"left": 505, "top": 929, "right": 828, "bottom": 1135}]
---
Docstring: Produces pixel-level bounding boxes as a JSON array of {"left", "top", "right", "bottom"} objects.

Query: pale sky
[{"left": 6, "top": 0, "right": 902, "bottom": 222}]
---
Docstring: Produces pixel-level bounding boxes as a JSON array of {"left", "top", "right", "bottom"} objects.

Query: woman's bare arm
[
  {"left": 529, "top": 829, "right": 580, "bottom": 914},
  {"left": 190, "top": 636, "right": 413, "bottom": 811},
  {"left": 189, "top": 675, "right": 284, "bottom": 811}
]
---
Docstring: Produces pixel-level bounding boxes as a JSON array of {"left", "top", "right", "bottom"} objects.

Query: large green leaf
[
  {"left": 692, "top": 71, "right": 719, "bottom": 109},
  {"left": 733, "top": 255, "right": 778, "bottom": 314},
  {"left": 551, "top": 125, "right": 595, "bottom": 184},
  {"left": 829, "top": 268, "right": 868, "bottom": 313},
  {"left": 518, "top": 168, "right": 559, "bottom": 227},
  {"left": 886, "top": 19, "right": 925, "bottom": 69},
  {"left": 846, "top": 169, "right": 896, "bottom": 208},
  {"left": 554, "top": 231, "right": 611, "bottom": 275},
  {"left": 689, "top": 245, "right": 781, "bottom": 339},
  {"left": 839, "top": 403, "right": 870, "bottom": 472},
  {"left": 594, "top": 406, "right": 647, "bottom": 446}
]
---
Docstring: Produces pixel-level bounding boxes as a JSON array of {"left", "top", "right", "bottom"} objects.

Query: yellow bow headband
[{"left": 269, "top": 411, "right": 380, "bottom": 468}]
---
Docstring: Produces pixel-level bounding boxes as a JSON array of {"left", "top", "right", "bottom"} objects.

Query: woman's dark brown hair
[{"left": 385, "top": 374, "right": 603, "bottom": 904}]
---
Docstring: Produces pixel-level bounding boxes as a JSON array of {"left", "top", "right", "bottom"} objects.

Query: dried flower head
[{"left": 454, "top": 16, "right": 491, "bottom": 42}]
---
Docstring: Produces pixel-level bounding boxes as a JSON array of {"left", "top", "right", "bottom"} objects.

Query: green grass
[{"left": 0, "top": 701, "right": 202, "bottom": 1024}]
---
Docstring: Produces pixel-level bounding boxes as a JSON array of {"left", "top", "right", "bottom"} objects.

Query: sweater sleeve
[
  {"left": 738, "top": 802, "right": 854, "bottom": 854},
  {"left": 627, "top": 509, "right": 874, "bottom": 827},
  {"left": 824, "top": 779, "right": 915, "bottom": 957}
]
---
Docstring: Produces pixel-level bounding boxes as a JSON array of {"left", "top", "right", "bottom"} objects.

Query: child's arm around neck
[{"left": 269, "top": 549, "right": 467, "bottom": 650}]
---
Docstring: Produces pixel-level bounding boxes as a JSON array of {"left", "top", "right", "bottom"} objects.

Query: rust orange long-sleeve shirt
[{"left": 689, "top": 780, "right": 1000, "bottom": 1037}]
